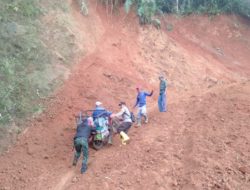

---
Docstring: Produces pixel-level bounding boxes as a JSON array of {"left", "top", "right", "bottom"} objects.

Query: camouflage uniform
[
  {"left": 73, "top": 117, "right": 92, "bottom": 173},
  {"left": 73, "top": 137, "right": 89, "bottom": 171}
]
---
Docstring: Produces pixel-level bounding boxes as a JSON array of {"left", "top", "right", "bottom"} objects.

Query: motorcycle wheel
[{"left": 93, "top": 140, "right": 104, "bottom": 150}]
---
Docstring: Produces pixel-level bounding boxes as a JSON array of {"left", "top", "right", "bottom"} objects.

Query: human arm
[
  {"left": 145, "top": 90, "right": 154, "bottom": 97},
  {"left": 113, "top": 107, "right": 125, "bottom": 118},
  {"left": 98, "top": 109, "right": 112, "bottom": 118},
  {"left": 133, "top": 95, "right": 139, "bottom": 108}
]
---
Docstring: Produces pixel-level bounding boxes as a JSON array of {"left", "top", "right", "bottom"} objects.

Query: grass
[
  {"left": 0, "top": 0, "right": 48, "bottom": 125},
  {"left": 0, "top": 0, "right": 77, "bottom": 128}
]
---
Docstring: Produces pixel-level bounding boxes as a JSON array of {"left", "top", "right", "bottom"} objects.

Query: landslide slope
[{"left": 0, "top": 1, "right": 250, "bottom": 190}]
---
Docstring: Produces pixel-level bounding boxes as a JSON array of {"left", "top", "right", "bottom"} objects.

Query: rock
[
  {"left": 213, "top": 183, "right": 221, "bottom": 188},
  {"left": 172, "top": 179, "right": 179, "bottom": 186},
  {"left": 94, "top": 172, "right": 100, "bottom": 177},
  {"left": 136, "top": 178, "right": 141, "bottom": 184},
  {"left": 72, "top": 176, "right": 79, "bottom": 183},
  {"left": 239, "top": 166, "right": 250, "bottom": 175},
  {"left": 55, "top": 51, "right": 66, "bottom": 62},
  {"left": 120, "top": 170, "right": 126, "bottom": 174},
  {"left": 27, "top": 145, "right": 35, "bottom": 156},
  {"left": 36, "top": 118, "right": 42, "bottom": 122},
  {"left": 205, "top": 76, "right": 218, "bottom": 88},
  {"left": 44, "top": 155, "right": 49, "bottom": 159}
]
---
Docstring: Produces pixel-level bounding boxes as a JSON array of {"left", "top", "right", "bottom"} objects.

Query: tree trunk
[{"left": 176, "top": 0, "right": 179, "bottom": 13}]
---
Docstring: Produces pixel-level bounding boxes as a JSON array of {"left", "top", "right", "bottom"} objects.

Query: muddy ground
[{"left": 0, "top": 1, "right": 250, "bottom": 190}]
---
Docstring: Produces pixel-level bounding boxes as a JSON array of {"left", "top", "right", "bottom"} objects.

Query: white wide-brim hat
[{"left": 95, "top": 101, "right": 102, "bottom": 106}]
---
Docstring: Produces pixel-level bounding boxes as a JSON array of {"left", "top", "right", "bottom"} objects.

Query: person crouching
[{"left": 111, "top": 102, "right": 132, "bottom": 145}]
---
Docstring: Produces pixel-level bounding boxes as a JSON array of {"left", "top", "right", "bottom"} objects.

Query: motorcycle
[{"left": 75, "top": 110, "right": 118, "bottom": 150}]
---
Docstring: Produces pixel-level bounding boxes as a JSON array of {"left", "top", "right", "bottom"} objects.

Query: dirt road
[{"left": 0, "top": 1, "right": 250, "bottom": 190}]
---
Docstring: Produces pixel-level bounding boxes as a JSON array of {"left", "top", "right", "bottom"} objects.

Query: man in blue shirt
[
  {"left": 158, "top": 75, "right": 167, "bottom": 112},
  {"left": 92, "top": 101, "right": 112, "bottom": 143},
  {"left": 134, "top": 87, "right": 153, "bottom": 127},
  {"left": 92, "top": 101, "right": 112, "bottom": 120}
]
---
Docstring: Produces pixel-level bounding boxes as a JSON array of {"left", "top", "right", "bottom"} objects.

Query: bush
[
  {"left": 154, "top": 0, "right": 250, "bottom": 18},
  {"left": 123, "top": 0, "right": 249, "bottom": 26},
  {"left": 0, "top": 0, "right": 49, "bottom": 125}
]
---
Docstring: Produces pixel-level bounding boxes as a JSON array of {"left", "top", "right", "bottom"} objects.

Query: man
[
  {"left": 92, "top": 101, "right": 111, "bottom": 120},
  {"left": 72, "top": 116, "right": 94, "bottom": 174},
  {"left": 92, "top": 101, "right": 112, "bottom": 144},
  {"left": 111, "top": 102, "right": 132, "bottom": 145},
  {"left": 134, "top": 87, "right": 153, "bottom": 127},
  {"left": 158, "top": 75, "right": 167, "bottom": 112}
]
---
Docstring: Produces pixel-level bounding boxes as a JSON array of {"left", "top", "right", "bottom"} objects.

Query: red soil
[{"left": 0, "top": 1, "right": 250, "bottom": 190}]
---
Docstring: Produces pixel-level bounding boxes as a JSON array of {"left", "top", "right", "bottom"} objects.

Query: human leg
[
  {"left": 158, "top": 95, "right": 162, "bottom": 112},
  {"left": 136, "top": 107, "right": 142, "bottom": 126},
  {"left": 158, "top": 93, "right": 166, "bottom": 112},
  {"left": 108, "top": 125, "right": 113, "bottom": 144},
  {"left": 141, "top": 105, "right": 148, "bottom": 123},
  {"left": 162, "top": 93, "right": 167, "bottom": 112},
  {"left": 117, "top": 122, "right": 131, "bottom": 145},
  {"left": 81, "top": 138, "right": 89, "bottom": 173},
  {"left": 117, "top": 122, "right": 132, "bottom": 134},
  {"left": 73, "top": 138, "right": 82, "bottom": 166}
]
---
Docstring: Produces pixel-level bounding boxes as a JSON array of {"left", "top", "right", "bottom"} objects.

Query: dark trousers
[
  {"left": 117, "top": 122, "right": 132, "bottom": 134},
  {"left": 74, "top": 137, "right": 88, "bottom": 166}
]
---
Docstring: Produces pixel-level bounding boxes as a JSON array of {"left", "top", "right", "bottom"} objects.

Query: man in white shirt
[{"left": 111, "top": 101, "right": 132, "bottom": 134}]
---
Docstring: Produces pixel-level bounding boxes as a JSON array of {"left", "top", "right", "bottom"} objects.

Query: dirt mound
[{"left": 0, "top": 1, "right": 250, "bottom": 190}]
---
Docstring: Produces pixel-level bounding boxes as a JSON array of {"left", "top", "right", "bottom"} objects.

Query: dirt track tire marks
[{"left": 53, "top": 170, "right": 75, "bottom": 190}]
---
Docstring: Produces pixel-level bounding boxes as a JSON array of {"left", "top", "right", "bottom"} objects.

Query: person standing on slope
[
  {"left": 72, "top": 116, "right": 94, "bottom": 174},
  {"left": 158, "top": 75, "right": 167, "bottom": 112},
  {"left": 134, "top": 87, "right": 153, "bottom": 127}
]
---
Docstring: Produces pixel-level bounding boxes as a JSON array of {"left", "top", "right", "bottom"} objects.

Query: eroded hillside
[{"left": 0, "top": 1, "right": 249, "bottom": 190}]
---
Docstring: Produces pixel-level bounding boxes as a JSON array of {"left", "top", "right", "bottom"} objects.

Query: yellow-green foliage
[
  {"left": 0, "top": 0, "right": 48, "bottom": 124},
  {"left": 0, "top": 0, "right": 76, "bottom": 125}
]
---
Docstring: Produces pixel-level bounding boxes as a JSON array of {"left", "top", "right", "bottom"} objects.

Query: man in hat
[
  {"left": 112, "top": 102, "right": 132, "bottom": 133},
  {"left": 158, "top": 75, "right": 167, "bottom": 112},
  {"left": 92, "top": 101, "right": 111, "bottom": 120},
  {"left": 134, "top": 87, "right": 153, "bottom": 127},
  {"left": 111, "top": 102, "right": 132, "bottom": 144},
  {"left": 72, "top": 116, "right": 94, "bottom": 174},
  {"left": 92, "top": 101, "right": 112, "bottom": 144}
]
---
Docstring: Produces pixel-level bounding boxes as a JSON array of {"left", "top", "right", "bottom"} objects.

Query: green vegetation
[
  {"left": 0, "top": 0, "right": 77, "bottom": 127},
  {"left": 0, "top": 0, "right": 47, "bottom": 124},
  {"left": 160, "top": 0, "right": 250, "bottom": 17},
  {"left": 123, "top": 0, "right": 250, "bottom": 25},
  {"left": 96, "top": 0, "right": 250, "bottom": 25}
]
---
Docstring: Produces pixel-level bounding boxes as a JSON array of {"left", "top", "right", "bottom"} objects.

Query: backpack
[
  {"left": 130, "top": 112, "right": 136, "bottom": 123},
  {"left": 124, "top": 110, "right": 136, "bottom": 123}
]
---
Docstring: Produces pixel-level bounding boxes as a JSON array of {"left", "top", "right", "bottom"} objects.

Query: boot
[
  {"left": 81, "top": 164, "right": 87, "bottom": 174},
  {"left": 72, "top": 156, "right": 78, "bottom": 166},
  {"left": 145, "top": 116, "right": 148, "bottom": 124},
  {"left": 120, "top": 131, "right": 130, "bottom": 145},
  {"left": 108, "top": 134, "right": 113, "bottom": 145},
  {"left": 135, "top": 118, "right": 141, "bottom": 127}
]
